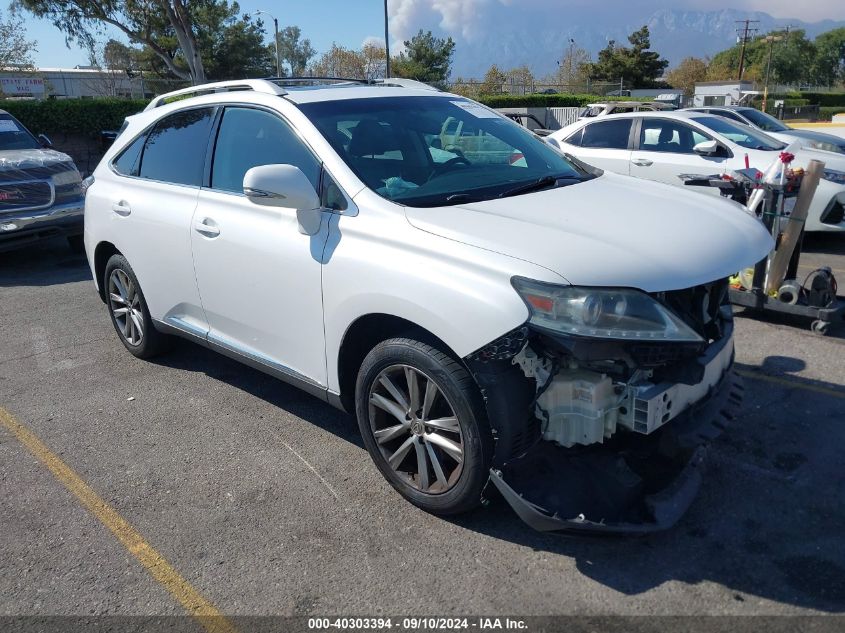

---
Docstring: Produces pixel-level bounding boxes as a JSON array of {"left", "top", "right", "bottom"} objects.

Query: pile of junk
[{"left": 681, "top": 150, "right": 843, "bottom": 335}]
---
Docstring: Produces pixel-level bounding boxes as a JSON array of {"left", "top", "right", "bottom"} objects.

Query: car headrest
[{"left": 349, "top": 119, "right": 400, "bottom": 157}]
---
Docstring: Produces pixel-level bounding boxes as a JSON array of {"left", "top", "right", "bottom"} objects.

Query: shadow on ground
[
  {"left": 153, "top": 331, "right": 845, "bottom": 613},
  {"left": 0, "top": 238, "right": 90, "bottom": 287}
]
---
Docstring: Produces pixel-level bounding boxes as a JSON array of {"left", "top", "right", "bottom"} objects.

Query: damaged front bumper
[{"left": 479, "top": 323, "right": 742, "bottom": 535}]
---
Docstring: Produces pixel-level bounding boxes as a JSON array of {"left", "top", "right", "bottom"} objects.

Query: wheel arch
[
  {"left": 335, "top": 313, "right": 462, "bottom": 413},
  {"left": 93, "top": 241, "right": 121, "bottom": 302}
]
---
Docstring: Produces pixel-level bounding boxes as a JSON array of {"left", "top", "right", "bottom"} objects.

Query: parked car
[
  {"left": 578, "top": 101, "right": 674, "bottom": 120},
  {"left": 684, "top": 105, "right": 845, "bottom": 154},
  {"left": 85, "top": 78, "right": 772, "bottom": 533},
  {"left": 0, "top": 110, "right": 85, "bottom": 253},
  {"left": 548, "top": 111, "right": 845, "bottom": 232}
]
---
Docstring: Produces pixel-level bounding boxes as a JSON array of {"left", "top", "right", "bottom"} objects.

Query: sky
[{"left": 21, "top": 0, "right": 845, "bottom": 71}]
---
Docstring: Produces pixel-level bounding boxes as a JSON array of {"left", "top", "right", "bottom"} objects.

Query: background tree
[
  {"left": 276, "top": 26, "right": 316, "bottom": 76},
  {"left": 666, "top": 57, "right": 708, "bottom": 95},
  {"left": 505, "top": 65, "right": 534, "bottom": 94},
  {"left": 361, "top": 42, "right": 386, "bottom": 81},
  {"left": 478, "top": 64, "right": 506, "bottom": 95},
  {"left": 392, "top": 30, "right": 455, "bottom": 86},
  {"left": 549, "top": 44, "right": 591, "bottom": 88},
  {"left": 0, "top": 10, "right": 37, "bottom": 69},
  {"left": 15, "top": 0, "right": 267, "bottom": 84},
  {"left": 591, "top": 26, "right": 668, "bottom": 88},
  {"left": 811, "top": 28, "right": 845, "bottom": 86},
  {"left": 309, "top": 44, "right": 366, "bottom": 79}
]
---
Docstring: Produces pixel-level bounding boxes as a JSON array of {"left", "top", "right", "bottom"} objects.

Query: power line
[{"left": 736, "top": 19, "right": 759, "bottom": 80}]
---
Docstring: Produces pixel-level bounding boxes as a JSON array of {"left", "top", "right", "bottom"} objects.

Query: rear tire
[
  {"left": 104, "top": 254, "right": 172, "bottom": 359},
  {"left": 355, "top": 337, "right": 493, "bottom": 515}
]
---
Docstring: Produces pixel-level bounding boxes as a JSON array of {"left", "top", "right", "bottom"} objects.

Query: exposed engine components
[{"left": 513, "top": 345, "right": 618, "bottom": 448}]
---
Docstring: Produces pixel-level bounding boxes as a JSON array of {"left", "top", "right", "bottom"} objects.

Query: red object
[
  {"left": 779, "top": 151, "right": 795, "bottom": 164},
  {"left": 744, "top": 154, "right": 750, "bottom": 169}
]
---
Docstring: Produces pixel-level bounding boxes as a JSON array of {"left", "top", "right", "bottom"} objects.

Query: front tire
[
  {"left": 103, "top": 254, "right": 172, "bottom": 359},
  {"left": 355, "top": 337, "right": 493, "bottom": 515}
]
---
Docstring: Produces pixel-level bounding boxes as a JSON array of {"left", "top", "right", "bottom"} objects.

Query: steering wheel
[{"left": 431, "top": 155, "right": 472, "bottom": 177}]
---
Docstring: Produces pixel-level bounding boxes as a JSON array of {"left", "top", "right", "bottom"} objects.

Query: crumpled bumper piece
[{"left": 489, "top": 369, "right": 743, "bottom": 535}]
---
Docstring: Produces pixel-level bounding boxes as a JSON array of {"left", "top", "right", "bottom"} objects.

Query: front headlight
[
  {"left": 52, "top": 168, "right": 82, "bottom": 186},
  {"left": 806, "top": 140, "right": 845, "bottom": 155},
  {"left": 822, "top": 168, "right": 845, "bottom": 185},
  {"left": 512, "top": 278, "right": 704, "bottom": 343}
]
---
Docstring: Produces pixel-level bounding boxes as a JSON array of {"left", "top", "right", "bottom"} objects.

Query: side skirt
[{"left": 152, "top": 318, "right": 345, "bottom": 410}]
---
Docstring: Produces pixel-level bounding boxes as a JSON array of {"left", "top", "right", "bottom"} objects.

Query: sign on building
[{"left": 0, "top": 78, "right": 46, "bottom": 96}]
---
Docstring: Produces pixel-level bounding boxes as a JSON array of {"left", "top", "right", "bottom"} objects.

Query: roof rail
[
  {"left": 144, "top": 79, "right": 287, "bottom": 111},
  {"left": 375, "top": 78, "right": 440, "bottom": 92},
  {"left": 265, "top": 76, "right": 368, "bottom": 86}
]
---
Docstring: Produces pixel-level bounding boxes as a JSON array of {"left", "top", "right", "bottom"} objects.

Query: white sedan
[{"left": 548, "top": 110, "right": 845, "bottom": 232}]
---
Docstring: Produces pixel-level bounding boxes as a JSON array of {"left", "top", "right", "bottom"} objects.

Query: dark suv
[{"left": 0, "top": 110, "right": 84, "bottom": 253}]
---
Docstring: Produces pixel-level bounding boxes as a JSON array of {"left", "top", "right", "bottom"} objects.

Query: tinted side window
[
  {"left": 580, "top": 119, "right": 632, "bottom": 149},
  {"left": 640, "top": 119, "right": 709, "bottom": 154},
  {"left": 564, "top": 128, "right": 584, "bottom": 147},
  {"left": 112, "top": 134, "right": 145, "bottom": 177},
  {"left": 139, "top": 108, "right": 215, "bottom": 186},
  {"left": 717, "top": 110, "right": 745, "bottom": 123},
  {"left": 211, "top": 107, "right": 320, "bottom": 194}
]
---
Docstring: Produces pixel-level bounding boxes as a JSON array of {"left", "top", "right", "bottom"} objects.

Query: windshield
[
  {"left": 299, "top": 96, "right": 591, "bottom": 207},
  {"left": 0, "top": 114, "right": 40, "bottom": 151},
  {"left": 691, "top": 116, "right": 787, "bottom": 151},
  {"left": 738, "top": 108, "right": 789, "bottom": 132}
]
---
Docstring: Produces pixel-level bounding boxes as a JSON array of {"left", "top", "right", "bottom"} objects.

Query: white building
[{"left": 693, "top": 80, "right": 758, "bottom": 107}]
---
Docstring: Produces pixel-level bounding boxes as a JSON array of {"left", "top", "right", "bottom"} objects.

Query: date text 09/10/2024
[{"left": 307, "top": 617, "right": 528, "bottom": 630}]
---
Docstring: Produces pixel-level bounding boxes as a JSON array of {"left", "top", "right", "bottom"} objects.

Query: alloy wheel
[
  {"left": 368, "top": 364, "right": 464, "bottom": 494},
  {"left": 108, "top": 268, "right": 144, "bottom": 346}
]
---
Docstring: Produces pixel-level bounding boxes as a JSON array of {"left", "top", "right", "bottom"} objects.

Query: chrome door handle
[
  {"left": 112, "top": 201, "right": 131, "bottom": 216},
  {"left": 194, "top": 218, "right": 220, "bottom": 238},
  {"left": 631, "top": 158, "right": 653, "bottom": 167}
]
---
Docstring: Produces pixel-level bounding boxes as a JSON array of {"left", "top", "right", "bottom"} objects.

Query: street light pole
[
  {"left": 568, "top": 38, "right": 575, "bottom": 89},
  {"left": 384, "top": 0, "right": 390, "bottom": 78},
  {"left": 257, "top": 10, "right": 281, "bottom": 77}
]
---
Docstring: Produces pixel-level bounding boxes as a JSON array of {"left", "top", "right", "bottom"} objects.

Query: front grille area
[
  {"left": 653, "top": 278, "right": 729, "bottom": 342},
  {"left": 0, "top": 181, "right": 53, "bottom": 214},
  {"left": 628, "top": 342, "right": 703, "bottom": 368}
]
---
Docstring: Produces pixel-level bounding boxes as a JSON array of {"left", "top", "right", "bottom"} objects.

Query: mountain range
[{"left": 448, "top": 8, "right": 845, "bottom": 78}]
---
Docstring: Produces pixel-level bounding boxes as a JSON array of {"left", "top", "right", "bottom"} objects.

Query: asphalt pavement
[{"left": 1, "top": 235, "right": 844, "bottom": 625}]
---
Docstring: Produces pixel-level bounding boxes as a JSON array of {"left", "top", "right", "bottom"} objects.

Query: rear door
[
  {"left": 629, "top": 117, "right": 728, "bottom": 193},
  {"left": 561, "top": 118, "right": 634, "bottom": 175},
  {"left": 101, "top": 107, "right": 216, "bottom": 332}
]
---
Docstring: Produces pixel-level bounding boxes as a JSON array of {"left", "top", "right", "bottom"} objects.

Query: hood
[
  {"left": 772, "top": 130, "right": 845, "bottom": 154},
  {"left": 0, "top": 148, "right": 76, "bottom": 174},
  {"left": 405, "top": 172, "right": 774, "bottom": 292}
]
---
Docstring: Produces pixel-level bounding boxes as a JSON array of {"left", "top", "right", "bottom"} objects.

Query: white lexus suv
[{"left": 85, "top": 78, "right": 772, "bottom": 533}]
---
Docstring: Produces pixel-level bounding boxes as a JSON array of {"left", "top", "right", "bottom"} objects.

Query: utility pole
[
  {"left": 568, "top": 38, "right": 575, "bottom": 88},
  {"left": 384, "top": 0, "right": 391, "bottom": 78},
  {"left": 762, "top": 34, "right": 783, "bottom": 112},
  {"left": 735, "top": 19, "right": 759, "bottom": 80}
]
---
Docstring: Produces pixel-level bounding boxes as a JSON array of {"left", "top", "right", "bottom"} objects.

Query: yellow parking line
[
  {"left": 0, "top": 407, "right": 238, "bottom": 633},
  {"left": 735, "top": 369, "right": 845, "bottom": 399}
]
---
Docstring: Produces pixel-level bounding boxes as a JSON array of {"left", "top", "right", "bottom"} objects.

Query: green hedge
[
  {"left": 476, "top": 93, "right": 644, "bottom": 108},
  {"left": 819, "top": 107, "right": 845, "bottom": 121},
  {"left": 768, "top": 92, "right": 845, "bottom": 107},
  {"left": 0, "top": 98, "right": 148, "bottom": 136}
]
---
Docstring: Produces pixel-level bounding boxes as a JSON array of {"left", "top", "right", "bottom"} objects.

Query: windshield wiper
[{"left": 497, "top": 175, "right": 569, "bottom": 199}]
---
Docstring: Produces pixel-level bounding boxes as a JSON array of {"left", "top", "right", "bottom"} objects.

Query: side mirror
[
  {"left": 693, "top": 140, "right": 719, "bottom": 156},
  {"left": 38, "top": 134, "right": 53, "bottom": 149},
  {"left": 243, "top": 164, "right": 322, "bottom": 235}
]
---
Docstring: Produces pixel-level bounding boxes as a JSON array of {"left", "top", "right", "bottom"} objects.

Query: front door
[
  {"left": 629, "top": 117, "right": 728, "bottom": 194},
  {"left": 190, "top": 106, "right": 330, "bottom": 388}
]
